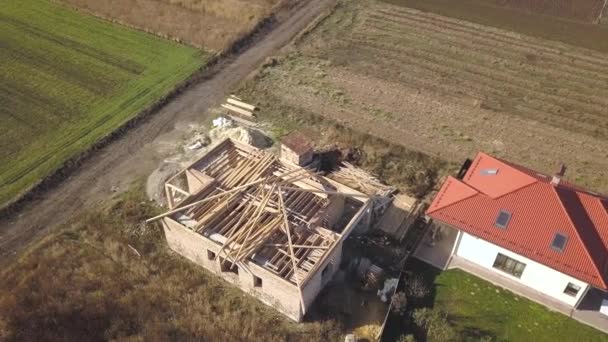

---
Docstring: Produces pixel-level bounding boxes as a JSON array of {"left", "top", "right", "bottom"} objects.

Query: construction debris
[
  {"left": 149, "top": 139, "right": 381, "bottom": 321},
  {"left": 187, "top": 140, "right": 205, "bottom": 150},
  {"left": 330, "top": 162, "right": 395, "bottom": 197},
  {"left": 212, "top": 116, "right": 233, "bottom": 128}
]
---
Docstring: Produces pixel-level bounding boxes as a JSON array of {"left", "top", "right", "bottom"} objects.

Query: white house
[{"left": 425, "top": 152, "right": 608, "bottom": 311}]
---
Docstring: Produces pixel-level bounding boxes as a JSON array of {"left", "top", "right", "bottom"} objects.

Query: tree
[{"left": 412, "top": 308, "right": 455, "bottom": 342}]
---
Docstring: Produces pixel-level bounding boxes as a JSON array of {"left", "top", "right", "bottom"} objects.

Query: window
[
  {"left": 564, "top": 283, "right": 581, "bottom": 297},
  {"left": 551, "top": 233, "right": 568, "bottom": 252},
  {"left": 253, "top": 275, "right": 263, "bottom": 288},
  {"left": 495, "top": 210, "right": 512, "bottom": 229},
  {"left": 493, "top": 253, "right": 526, "bottom": 278},
  {"left": 481, "top": 168, "right": 499, "bottom": 176},
  {"left": 207, "top": 250, "right": 216, "bottom": 260},
  {"left": 220, "top": 258, "right": 239, "bottom": 275}
]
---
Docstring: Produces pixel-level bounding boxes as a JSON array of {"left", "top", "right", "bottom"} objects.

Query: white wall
[{"left": 456, "top": 232, "right": 588, "bottom": 306}]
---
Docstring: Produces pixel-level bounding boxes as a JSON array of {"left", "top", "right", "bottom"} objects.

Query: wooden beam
[
  {"left": 264, "top": 244, "right": 330, "bottom": 250},
  {"left": 279, "top": 186, "right": 373, "bottom": 199},
  {"left": 233, "top": 185, "right": 275, "bottom": 264},
  {"left": 222, "top": 103, "right": 253, "bottom": 117},
  {"left": 227, "top": 98, "right": 256, "bottom": 111},
  {"left": 278, "top": 186, "right": 301, "bottom": 287},
  {"left": 146, "top": 168, "right": 307, "bottom": 223}
]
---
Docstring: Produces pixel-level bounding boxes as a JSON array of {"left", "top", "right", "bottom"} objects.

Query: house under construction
[{"left": 148, "top": 138, "right": 374, "bottom": 321}]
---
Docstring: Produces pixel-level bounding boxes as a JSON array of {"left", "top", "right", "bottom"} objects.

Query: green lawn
[
  {"left": 434, "top": 269, "right": 608, "bottom": 342},
  {"left": 0, "top": 0, "right": 206, "bottom": 207}
]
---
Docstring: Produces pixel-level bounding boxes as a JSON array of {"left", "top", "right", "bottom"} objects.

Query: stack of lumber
[
  {"left": 221, "top": 95, "right": 257, "bottom": 118},
  {"left": 330, "top": 162, "right": 396, "bottom": 196}
]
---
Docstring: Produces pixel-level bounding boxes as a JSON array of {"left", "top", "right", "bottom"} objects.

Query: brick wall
[{"left": 162, "top": 217, "right": 304, "bottom": 320}]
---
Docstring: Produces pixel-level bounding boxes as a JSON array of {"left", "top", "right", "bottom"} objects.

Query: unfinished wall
[
  {"left": 162, "top": 218, "right": 303, "bottom": 320},
  {"left": 300, "top": 240, "right": 344, "bottom": 310},
  {"left": 325, "top": 195, "right": 345, "bottom": 229}
]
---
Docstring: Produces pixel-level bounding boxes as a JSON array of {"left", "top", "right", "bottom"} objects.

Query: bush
[
  {"left": 391, "top": 292, "right": 408, "bottom": 316},
  {"left": 398, "top": 334, "right": 416, "bottom": 342},
  {"left": 406, "top": 275, "right": 430, "bottom": 300},
  {"left": 412, "top": 308, "right": 455, "bottom": 342}
]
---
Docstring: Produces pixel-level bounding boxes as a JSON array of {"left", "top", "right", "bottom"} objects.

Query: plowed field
[
  {"left": 241, "top": 0, "right": 608, "bottom": 192},
  {"left": 502, "top": 0, "right": 605, "bottom": 23}
]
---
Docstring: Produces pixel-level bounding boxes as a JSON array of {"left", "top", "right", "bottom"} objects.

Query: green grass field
[
  {"left": 434, "top": 269, "right": 607, "bottom": 341},
  {"left": 0, "top": 0, "right": 206, "bottom": 207}
]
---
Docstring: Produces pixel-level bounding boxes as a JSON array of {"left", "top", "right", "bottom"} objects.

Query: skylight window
[
  {"left": 481, "top": 168, "right": 499, "bottom": 176},
  {"left": 494, "top": 210, "right": 511, "bottom": 229},
  {"left": 551, "top": 233, "right": 568, "bottom": 252}
]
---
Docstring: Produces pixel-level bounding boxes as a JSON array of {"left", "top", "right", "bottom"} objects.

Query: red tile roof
[{"left": 427, "top": 152, "right": 608, "bottom": 289}]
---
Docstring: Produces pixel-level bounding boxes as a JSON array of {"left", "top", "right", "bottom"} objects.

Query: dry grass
[
  {"left": 0, "top": 188, "right": 343, "bottom": 341},
  {"left": 238, "top": 0, "right": 608, "bottom": 193},
  {"left": 59, "top": 0, "right": 285, "bottom": 51}
]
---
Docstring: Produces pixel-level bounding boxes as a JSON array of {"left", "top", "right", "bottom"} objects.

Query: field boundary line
[
  {"left": 291, "top": 0, "right": 339, "bottom": 45},
  {"left": 0, "top": 3, "right": 285, "bottom": 218}
]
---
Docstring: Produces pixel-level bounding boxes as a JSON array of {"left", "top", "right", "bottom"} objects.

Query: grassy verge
[
  {"left": 383, "top": 0, "right": 608, "bottom": 53},
  {"left": 0, "top": 188, "right": 343, "bottom": 341},
  {"left": 0, "top": 0, "right": 206, "bottom": 207}
]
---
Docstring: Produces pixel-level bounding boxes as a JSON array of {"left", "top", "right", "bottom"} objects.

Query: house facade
[
  {"left": 426, "top": 152, "right": 608, "bottom": 310},
  {"left": 453, "top": 231, "right": 589, "bottom": 307}
]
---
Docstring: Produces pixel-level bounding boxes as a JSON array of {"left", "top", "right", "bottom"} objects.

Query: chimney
[{"left": 551, "top": 164, "right": 566, "bottom": 186}]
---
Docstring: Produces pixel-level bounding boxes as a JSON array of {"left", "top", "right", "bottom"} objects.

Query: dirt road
[{"left": 0, "top": 0, "right": 335, "bottom": 264}]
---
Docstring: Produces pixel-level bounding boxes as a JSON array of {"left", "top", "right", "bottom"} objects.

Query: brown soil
[
  {"left": 0, "top": 0, "right": 336, "bottom": 266},
  {"left": 240, "top": 0, "right": 608, "bottom": 192},
  {"left": 500, "top": 0, "right": 606, "bottom": 23},
  {"left": 60, "top": 0, "right": 287, "bottom": 51}
]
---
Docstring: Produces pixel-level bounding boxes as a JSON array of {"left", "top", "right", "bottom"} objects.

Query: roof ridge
[
  {"left": 550, "top": 185, "right": 607, "bottom": 289},
  {"left": 466, "top": 153, "right": 539, "bottom": 198},
  {"left": 427, "top": 177, "right": 478, "bottom": 214},
  {"left": 488, "top": 179, "right": 539, "bottom": 201}
]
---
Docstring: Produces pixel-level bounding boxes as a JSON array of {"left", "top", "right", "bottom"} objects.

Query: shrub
[
  {"left": 398, "top": 334, "right": 416, "bottom": 342},
  {"left": 406, "top": 275, "right": 430, "bottom": 300},
  {"left": 412, "top": 308, "right": 455, "bottom": 342},
  {"left": 391, "top": 292, "right": 408, "bottom": 316}
]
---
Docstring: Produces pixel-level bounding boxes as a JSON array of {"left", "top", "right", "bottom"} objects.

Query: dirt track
[{"left": 0, "top": 0, "right": 335, "bottom": 265}]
